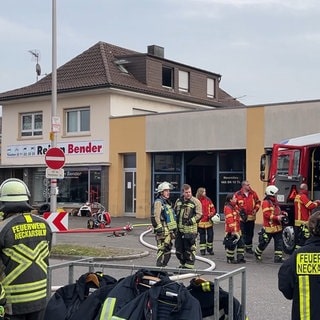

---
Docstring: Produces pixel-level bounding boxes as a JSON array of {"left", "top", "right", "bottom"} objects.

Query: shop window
[
  {"left": 20, "top": 112, "right": 43, "bottom": 137},
  {"left": 219, "top": 150, "right": 244, "bottom": 171},
  {"left": 153, "top": 153, "right": 182, "bottom": 202},
  {"left": 66, "top": 107, "right": 90, "bottom": 134},
  {"left": 32, "top": 168, "right": 101, "bottom": 205}
]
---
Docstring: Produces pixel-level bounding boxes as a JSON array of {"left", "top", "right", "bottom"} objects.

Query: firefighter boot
[
  {"left": 227, "top": 257, "right": 239, "bottom": 264},
  {"left": 200, "top": 250, "right": 206, "bottom": 256},
  {"left": 254, "top": 250, "right": 262, "bottom": 262},
  {"left": 274, "top": 256, "right": 283, "bottom": 263}
]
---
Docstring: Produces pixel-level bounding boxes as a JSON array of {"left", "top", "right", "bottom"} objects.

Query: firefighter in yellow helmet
[{"left": 0, "top": 178, "right": 52, "bottom": 319}]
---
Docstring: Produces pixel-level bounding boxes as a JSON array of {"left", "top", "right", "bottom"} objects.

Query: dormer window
[
  {"left": 178, "top": 70, "right": 189, "bottom": 93},
  {"left": 162, "top": 66, "right": 173, "bottom": 88},
  {"left": 207, "top": 78, "right": 216, "bottom": 98},
  {"left": 114, "top": 59, "right": 129, "bottom": 74}
]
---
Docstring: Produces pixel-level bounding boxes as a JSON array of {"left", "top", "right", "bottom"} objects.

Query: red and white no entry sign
[{"left": 45, "top": 147, "right": 66, "bottom": 169}]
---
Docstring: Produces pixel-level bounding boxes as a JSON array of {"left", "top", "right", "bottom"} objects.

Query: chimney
[{"left": 147, "top": 45, "right": 164, "bottom": 58}]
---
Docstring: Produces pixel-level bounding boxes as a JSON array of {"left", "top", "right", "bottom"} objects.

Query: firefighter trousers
[{"left": 175, "top": 232, "right": 197, "bottom": 269}]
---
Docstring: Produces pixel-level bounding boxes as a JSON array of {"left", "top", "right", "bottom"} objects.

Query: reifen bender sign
[{"left": 6, "top": 140, "right": 104, "bottom": 157}]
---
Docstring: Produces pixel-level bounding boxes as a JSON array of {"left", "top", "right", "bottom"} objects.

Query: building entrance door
[{"left": 124, "top": 170, "right": 136, "bottom": 216}]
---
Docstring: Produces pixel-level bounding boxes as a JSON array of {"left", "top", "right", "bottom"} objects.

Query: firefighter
[
  {"left": 195, "top": 187, "right": 217, "bottom": 255},
  {"left": 174, "top": 184, "right": 202, "bottom": 269},
  {"left": 254, "top": 185, "right": 287, "bottom": 263},
  {"left": 0, "top": 178, "right": 52, "bottom": 319},
  {"left": 234, "top": 180, "right": 261, "bottom": 254},
  {"left": 294, "top": 183, "right": 320, "bottom": 248},
  {"left": 223, "top": 194, "right": 246, "bottom": 264},
  {"left": 278, "top": 211, "right": 320, "bottom": 320},
  {"left": 151, "top": 181, "right": 177, "bottom": 267}
]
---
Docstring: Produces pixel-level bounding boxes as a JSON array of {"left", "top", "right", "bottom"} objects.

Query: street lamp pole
[{"left": 50, "top": 0, "right": 57, "bottom": 213}]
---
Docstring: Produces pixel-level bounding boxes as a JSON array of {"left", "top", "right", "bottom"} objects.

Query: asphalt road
[{"left": 50, "top": 216, "right": 292, "bottom": 320}]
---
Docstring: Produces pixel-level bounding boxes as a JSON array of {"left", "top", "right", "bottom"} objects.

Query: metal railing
[{"left": 47, "top": 258, "right": 246, "bottom": 320}]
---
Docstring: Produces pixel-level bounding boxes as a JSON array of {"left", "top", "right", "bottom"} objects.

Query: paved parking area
[{"left": 51, "top": 216, "right": 292, "bottom": 320}]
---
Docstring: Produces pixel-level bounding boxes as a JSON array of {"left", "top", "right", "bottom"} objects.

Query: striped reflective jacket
[
  {"left": 0, "top": 213, "right": 52, "bottom": 315},
  {"left": 278, "top": 236, "right": 320, "bottom": 320}
]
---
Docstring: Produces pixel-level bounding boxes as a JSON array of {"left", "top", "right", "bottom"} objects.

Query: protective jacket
[
  {"left": 234, "top": 188, "right": 260, "bottom": 221},
  {"left": 187, "top": 277, "right": 243, "bottom": 319},
  {"left": 278, "top": 236, "right": 320, "bottom": 320},
  {"left": 175, "top": 196, "right": 202, "bottom": 235},
  {"left": 294, "top": 190, "right": 319, "bottom": 226},
  {"left": 224, "top": 203, "right": 241, "bottom": 234},
  {"left": 104, "top": 279, "right": 202, "bottom": 319},
  {"left": 151, "top": 196, "right": 177, "bottom": 233},
  {"left": 0, "top": 213, "right": 52, "bottom": 315},
  {"left": 98, "top": 269, "right": 171, "bottom": 318},
  {"left": 198, "top": 196, "right": 216, "bottom": 229},
  {"left": 45, "top": 272, "right": 117, "bottom": 320},
  {"left": 261, "top": 197, "right": 282, "bottom": 233}
]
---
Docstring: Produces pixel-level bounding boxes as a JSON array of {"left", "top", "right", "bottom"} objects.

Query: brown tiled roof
[{"left": 0, "top": 42, "right": 244, "bottom": 107}]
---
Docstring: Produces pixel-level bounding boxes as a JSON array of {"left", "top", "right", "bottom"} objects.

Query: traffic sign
[
  {"left": 43, "top": 211, "right": 68, "bottom": 232},
  {"left": 45, "top": 147, "right": 65, "bottom": 169},
  {"left": 46, "top": 168, "right": 64, "bottom": 179}
]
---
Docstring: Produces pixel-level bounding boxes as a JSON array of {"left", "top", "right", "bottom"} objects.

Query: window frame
[
  {"left": 20, "top": 112, "right": 43, "bottom": 137},
  {"left": 65, "top": 107, "right": 90, "bottom": 135},
  {"left": 178, "top": 70, "right": 189, "bottom": 93},
  {"left": 162, "top": 66, "right": 174, "bottom": 88},
  {"left": 207, "top": 78, "right": 215, "bottom": 98}
]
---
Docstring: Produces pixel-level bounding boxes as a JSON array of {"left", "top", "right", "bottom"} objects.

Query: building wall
[
  {"left": 2, "top": 93, "right": 110, "bottom": 166},
  {"left": 145, "top": 107, "right": 246, "bottom": 152},
  {"left": 264, "top": 101, "right": 320, "bottom": 147},
  {"left": 109, "top": 116, "right": 151, "bottom": 218}
]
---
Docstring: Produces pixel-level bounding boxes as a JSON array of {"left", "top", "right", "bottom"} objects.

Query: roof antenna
[{"left": 28, "top": 49, "right": 42, "bottom": 81}]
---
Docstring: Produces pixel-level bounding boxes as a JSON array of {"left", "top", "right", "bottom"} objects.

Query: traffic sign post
[
  {"left": 45, "top": 147, "right": 65, "bottom": 170},
  {"left": 43, "top": 211, "right": 68, "bottom": 232}
]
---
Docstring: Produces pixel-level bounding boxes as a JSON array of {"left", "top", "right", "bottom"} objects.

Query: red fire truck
[{"left": 260, "top": 133, "right": 320, "bottom": 225}]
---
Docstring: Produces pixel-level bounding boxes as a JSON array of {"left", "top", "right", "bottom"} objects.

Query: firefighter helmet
[
  {"left": 156, "top": 182, "right": 173, "bottom": 193},
  {"left": 308, "top": 211, "right": 320, "bottom": 236},
  {"left": 265, "top": 185, "right": 279, "bottom": 196},
  {"left": 282, "top": 226, "right": 295, "bottom": 254},
  {"left": 0, "top": 178, "right": 31, "bottom": 202},
  {"left": 211, "top": 213, "right": 221, "bottom": 224}
]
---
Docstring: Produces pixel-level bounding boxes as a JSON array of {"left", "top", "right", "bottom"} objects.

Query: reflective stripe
[
  {"left": 24, "top": 214, "right": 33, "bottom": 223},
  {"left": 6, "top": 287, "right": 47, "bottom": 303},
  {"left": 298, "top": 275, "right": 310, "bottom": 320},
  {"left": 100, "top": 297, "right": 116, "bottom": 320},
  {"left": 200, "top": 281, "right": 211, "bottom": 292},
  {"left": 2, "top": 240, "right": 49, "bottom": 304}
]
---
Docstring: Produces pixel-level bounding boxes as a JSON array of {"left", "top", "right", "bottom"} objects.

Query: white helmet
[
  {"left": 211, "top": 213, "right": 221, "bottom": 224},
  {"left": 156, "top": 182, "right": 173, "bottom": 193},
  {"left": 265, "top": 185, "right": 279, "bottom": 196}
]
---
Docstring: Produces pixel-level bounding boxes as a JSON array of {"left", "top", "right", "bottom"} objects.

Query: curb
[{"left": 50, "top": 250, "right": 150, "bottom": 262}]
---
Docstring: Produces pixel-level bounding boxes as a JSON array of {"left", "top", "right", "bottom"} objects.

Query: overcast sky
[{"left": 1, "top": 0, "right": 319, "bottom": 106}]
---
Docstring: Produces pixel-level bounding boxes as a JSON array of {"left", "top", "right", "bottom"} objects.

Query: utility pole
[{"left": 50, "top": 0, "right": 58, "bottom": 213}]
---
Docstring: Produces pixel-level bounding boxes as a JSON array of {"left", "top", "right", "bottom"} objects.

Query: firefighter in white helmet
[
  {"left": 254, "top": 185, "right": 287, "bottom": 263},
  {"left": 151, "top": 182, "right": 177, "bottom": 267},
  {"left": 0, "top": 178, "right": 52, "bottom": 319}
]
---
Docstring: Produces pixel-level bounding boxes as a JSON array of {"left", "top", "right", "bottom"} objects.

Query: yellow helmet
[{"left": 0, "top": 178, "right": 31, "bottom": 202}]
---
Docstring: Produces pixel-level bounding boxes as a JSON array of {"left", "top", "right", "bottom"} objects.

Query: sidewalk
[{"left": 52, "top": 216, "right": 292, "bottom": 320}]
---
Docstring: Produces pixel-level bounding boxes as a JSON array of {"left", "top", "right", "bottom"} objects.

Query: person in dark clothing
[
  {"left": 0, "top": 178, "right": 52, "bottom": 320},
  {"left": 278, "top": 210, "right": 320, "bottom": 320}
]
